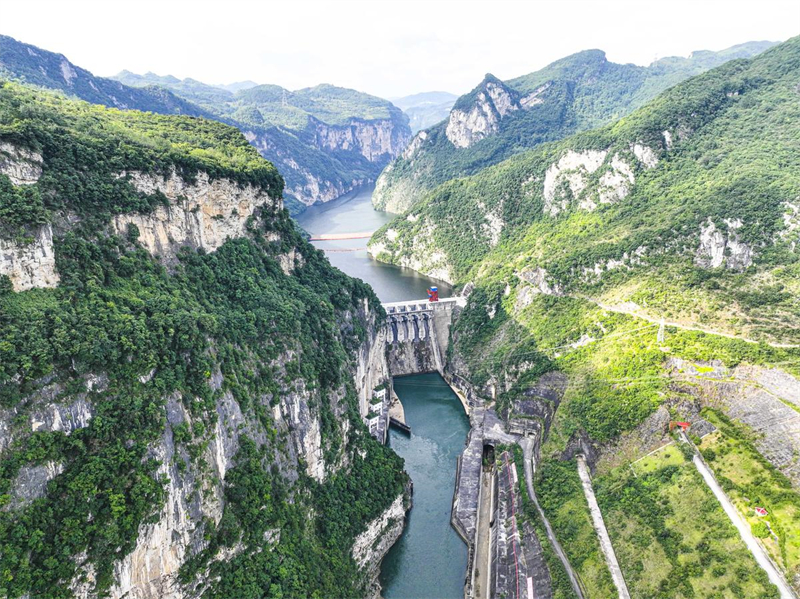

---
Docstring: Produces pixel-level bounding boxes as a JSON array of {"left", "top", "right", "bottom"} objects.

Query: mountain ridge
[
  {"left": 0, "top": 34, "right": 411, "bottom": 213},
  {"left": 372, "top": 39, "right": 779, "bottom": 213}
]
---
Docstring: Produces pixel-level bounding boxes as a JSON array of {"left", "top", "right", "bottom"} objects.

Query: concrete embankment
[
  {"left": 576, "top": 455, "right": 630, "bottom": 599},
  {"left": 682, "top": 434, "right": 798, "bottom": 599}
]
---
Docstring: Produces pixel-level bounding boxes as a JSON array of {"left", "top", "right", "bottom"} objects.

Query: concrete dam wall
[{"left": 383, "top": 298, "right": 463, "bottom": 378}]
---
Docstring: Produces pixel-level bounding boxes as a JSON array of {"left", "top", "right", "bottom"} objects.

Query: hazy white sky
[{"left": 3, "top": 0, "right": 798, "bottom": 99}]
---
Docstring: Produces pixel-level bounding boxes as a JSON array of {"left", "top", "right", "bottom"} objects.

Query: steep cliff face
[
  {"left": 111, "top": 170, "right": 281, "bottom": 263},
  {"left": 372, "top": 42, "right": 776, "bottom": 215},
  {"left": 445, "top": 77, "right": 519, "bottom": 149},
  {"left": 312, "top": 117, "right": 409, "bottom": 162},
  {"left": 0, "top": 224, "right": 59, "bottom": 291},
  {"left": 0, "top": 81, "right": 408, "bottom": 599},
  {"left": 1, "top": 35, "right": 412, "bottom": 215},
  {"left": 245, "top": 114, "right": 410, "bottom": 209}
]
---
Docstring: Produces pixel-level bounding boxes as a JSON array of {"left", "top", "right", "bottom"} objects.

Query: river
[
  {"left": 296, "top": 188, "right": 468, "bottom": 597},
  {"left": 295, "top": 185, "right": 453, "bottom": 302},
  {"left": 378, "top": 374, "right": 470, "bottom": 599}
]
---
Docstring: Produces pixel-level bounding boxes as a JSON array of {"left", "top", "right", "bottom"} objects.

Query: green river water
[{"left": 297, "top": 189, "right": 468, "bottom": 597}]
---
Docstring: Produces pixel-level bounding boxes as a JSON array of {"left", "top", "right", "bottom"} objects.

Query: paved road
[
  {"left": 576, "top": 456, "right": 631, "bottom": 599},
  {"left": 683, "top": 434, "right": 798, "bottom": 599},
  {"left": 520, "top": 438, "right": 585, "bottom": 599}
]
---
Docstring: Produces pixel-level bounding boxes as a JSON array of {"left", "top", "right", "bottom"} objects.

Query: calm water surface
[
  {"left": 295, "top": 186, "right": 453, "bottom": 302},
  {"left": 379, "top": 374, "right": 470, "bottom": 599},
  {"left": 295, "top": 190, "right": 466, "bottom": 597}
]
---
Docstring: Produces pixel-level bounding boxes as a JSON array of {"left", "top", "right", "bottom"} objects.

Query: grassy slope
[
  {"left": 595, "top": 444, "right": 780, "bottom": 599},
  {"left": 698, "top": 409, "right": 800, "bottom": 586}
]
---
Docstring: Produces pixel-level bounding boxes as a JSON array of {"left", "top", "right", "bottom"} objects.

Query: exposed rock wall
[
  {"left": 352, "top": 491, "right": 408, "bottom": 598},
  {"left": 312, "top": 118, "right": 409, "bottom": 163},
  {"left": 245, "top": 116, "right": 410, "bottom": 207},
  {"left": 0, "top": 224, "right": 60, "bottom": 291},
  {"left": 368, "top": 218, "right": 454, "bottom": 284},
  {"left": 445, "top": 80, "right": 519, "bottom": 149},
  {"left": 695, "top": 218, "right": 754, "bottom": 270},
  {"left": 668, "top": 359, "right": 800, "bottom": 487},
  {"left": 0, "top": 142, "right": 58, "bottom": 291},
  {"left": 0, "top": 141, "right": 43, "bottom": 185},
  {"left": 112, "top": 170, "right": 279, "bottom": 262}
]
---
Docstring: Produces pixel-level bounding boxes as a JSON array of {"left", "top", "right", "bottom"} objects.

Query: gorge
[{"left": 2, "top": 24, "right": 800, "bottom": 599}]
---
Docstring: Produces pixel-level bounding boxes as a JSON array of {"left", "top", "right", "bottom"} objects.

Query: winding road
[
  {"left": 586, "top": 298, "right": 800, "bottom": 349},
  {"left": 520, "top": 438, "right": 586, "bottom": 599}
]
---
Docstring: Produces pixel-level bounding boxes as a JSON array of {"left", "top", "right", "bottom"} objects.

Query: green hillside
[
  {"left": 115, "top": 73, "right": 398, "bottom": 129},
  {"left": 372, "top": 34, "right": 800, "bottom": 449},
  {"left": 0, "top": 81, "right": 405, "bottom": 598},
  {"left": 372, "top": 40, "right": 777, "bottom": 212},
  {"left": 370, "top": 39, "right": 800, "bottom": 595},
  {"left": 0, "top": 34, "right": 411, "bottom": 215},
  {"left": 0, "top": 35, "right": 210, "bottom": 118}
]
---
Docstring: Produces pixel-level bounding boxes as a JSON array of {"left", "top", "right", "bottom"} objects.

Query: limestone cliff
[
  {"left": 445, "top": 77, "right": 519, "bottom": 149},
  {"left": 112, "top": 170, "right": 281, "bottom": 263},
  {"left": 0, "top": 162, "right": 407, "bottom": 598},
  {"left": 245, "top": 115, "right": 410, "bottom": 209}
]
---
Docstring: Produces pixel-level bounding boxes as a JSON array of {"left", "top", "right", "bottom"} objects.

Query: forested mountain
[
  {"left": 390, "top": 91, "right": 458, "bottom": 133},
  {"left": 0, "top": 34, "right": 412, "bottom": 214},
  {"left": 372, "top": 40, "right": 777, "bottom": 213},
  {"left": 0, "top": 80, "right": 406, "bottom": 598},
  {"left": 370, "top": 36, "right": 800, "bottom": 596},
  {"left": 0, "top": 35, "right": 210, "bottom": 118}
]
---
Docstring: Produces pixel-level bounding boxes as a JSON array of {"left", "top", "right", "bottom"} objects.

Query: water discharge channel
[
  {"left": 296, "top": 188, "right": 466, "bottom": 597},
  {"left": 379, "top": 374, "right": 470, "bottom": 599}
]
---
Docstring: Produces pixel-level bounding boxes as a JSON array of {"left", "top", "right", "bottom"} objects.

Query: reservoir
[
  {"left": 295, "top": 188, "right": 467, "bottom": 597},
  {"left": 379, "top": 374, "right": 470, "bottom": 599},
  {"left": 295, "top": 185, "right": 453, "bottom": 302}
]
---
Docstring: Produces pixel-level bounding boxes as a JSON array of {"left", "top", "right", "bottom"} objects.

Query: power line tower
[
  {"left": 657, "top": 318, "right": 665, "bottom": 345},
  {"left": 281, "top": 89, "right": 288, "bottom": 108}
]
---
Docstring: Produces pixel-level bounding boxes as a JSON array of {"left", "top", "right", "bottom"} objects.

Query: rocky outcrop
[
  {"left": 446, "top": 79, "right": 518, "bottom": 149},
  {"left": 543, "top": 150, "right": 608, "bottom": 215},
  {"left": 0, "top": 141, "right": 43, "bottom": 185},
  {"left": 352, "top": 491, "right": 407, "bottom": 597},
  {"left": 5, "top": 461, "right": 64, "bottom": 510},
  {"left": 543, "top": 145, "right": 659, "bottom": 216},
  {"left": 515, "top": 267, "right": 563, "bottom": 308},
  {"left": 368, "top": 218, "right": 454, "bottom": 284},
  {"left": 112, "top": 170, "right": 279, "bottom": 262},
  {"left": 0, "top": 224, "right": 60, "bottom": 291},
  {"left": 695, "top": 218, "right": 754, "bottom": 270},
  {"left": 402, "top": 130, "right": 428, "bottom": 160},
  {"left": 312, "top": 117, "right": 409, "bottom": 163},
  {"left": 780, "top": 200, "right": 800, "bottom": 251},
  {"left": 245, "top": 115, "right": 410, "bottom": 208},
  {"left": 371, "top": 162, "right": 421, "bottom": 214},
  {"left": 666, "top": 359, "right": 800, "bottom": 487},
  {"left": 0, "top": 143, "right": 58, "bottom": 291}
]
